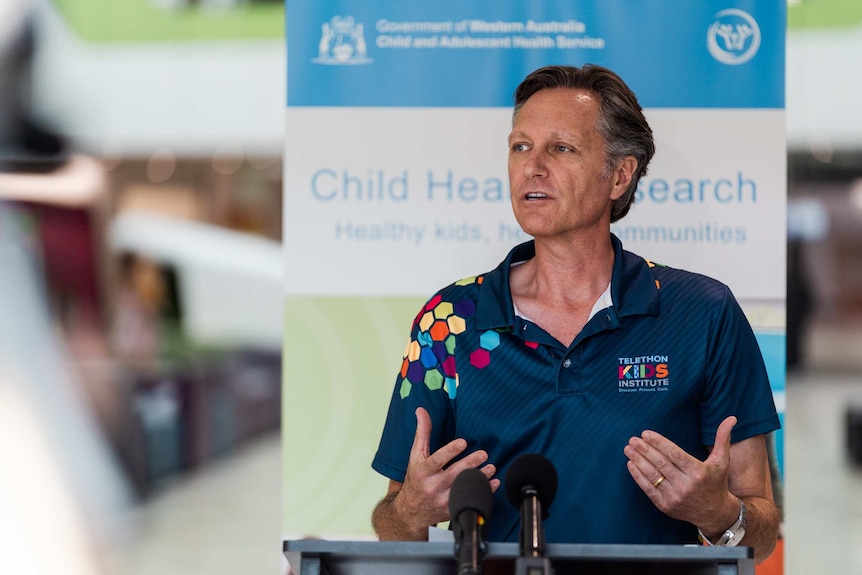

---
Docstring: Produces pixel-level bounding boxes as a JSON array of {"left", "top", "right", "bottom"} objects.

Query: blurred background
[
  {"left": 1, "top": 0, "right": 862, "bottom": 574},
  {"left": 784, "top": 2, "right": 862, "bottom": 573},
  {"left": 0, "top": 0, "right": 283, "bottom": 573}
]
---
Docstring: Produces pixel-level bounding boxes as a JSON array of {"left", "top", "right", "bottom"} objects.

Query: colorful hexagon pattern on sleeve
[{"left": 397, "top": 277, "right": 492, "bottom": 400}]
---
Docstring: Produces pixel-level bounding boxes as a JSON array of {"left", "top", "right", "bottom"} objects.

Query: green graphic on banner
[{"left": 283, "top": 296, "right": 423, "bottom": 537}]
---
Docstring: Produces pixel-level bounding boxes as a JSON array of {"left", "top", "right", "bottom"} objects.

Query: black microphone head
[
  {"left": 504, "top": 453, "right": 558, "bottom": 515},
  {"left": 449, "top": 468, "right": 494, "bottom": 520}
]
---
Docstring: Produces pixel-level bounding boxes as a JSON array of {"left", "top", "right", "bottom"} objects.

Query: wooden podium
[{"left": 284, "top": 539, "right": 755, "bottom": 575}]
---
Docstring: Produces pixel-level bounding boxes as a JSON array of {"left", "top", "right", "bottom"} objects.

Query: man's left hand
[{"left": 624, "top": 415, "right": 741, "bottom": 535}]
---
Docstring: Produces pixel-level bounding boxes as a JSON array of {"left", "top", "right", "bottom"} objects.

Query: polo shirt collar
[{"left": 475, "top": 233, "right": 660, "bottom": 331}]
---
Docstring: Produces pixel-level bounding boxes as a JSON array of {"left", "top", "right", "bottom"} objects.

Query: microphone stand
[
  {"left": 453, "top": 510, "right": 486, "bottom": 575},
  {"left": 514, "top": 486, "right": 552, "bottom": 575}
]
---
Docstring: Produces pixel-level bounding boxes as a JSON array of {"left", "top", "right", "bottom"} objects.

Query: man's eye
[
  {"left": 555, "top": 145, "right": 572, "bottom": 152},
  {"left": 511, "top": 143, "right": 529, "bottom": 152}
]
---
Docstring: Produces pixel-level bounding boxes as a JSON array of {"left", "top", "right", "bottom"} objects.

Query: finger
[
  {"left": 478, "top": 463, "right": 497, "bottom": 480},
  {"left": 431, "top": 444, "right": 489, "bottom": 480},
  {"left": 479, "top": 463, "right": 497, "bottom": 481},
  {"left": 636, "top": 429, "right": 699, "bottom": 476},
  {"left": 425, "top": 438, "right": 470, "bottom": 474},
  {"left": 408, "top": 407, "right": 433, "bottom": 463},
  {"left": 471, "top": 464, "right": 501, "bottom": 495},
  {"left": 706, "top": 415, "right": 737, "bottom": 467},
  {"left": 626, "top": 460, "right": 665, "bottom": 500},
  {"left": 624, "top": 440, "right": 669, "bottom": 488},
  {"left": 453, "top": 463, "right": 498, "bottom": 492}
]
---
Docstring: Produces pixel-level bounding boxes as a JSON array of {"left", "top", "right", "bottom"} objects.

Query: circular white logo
[{"left": 707, "top": 8, "right": 761, "bottom": 65}]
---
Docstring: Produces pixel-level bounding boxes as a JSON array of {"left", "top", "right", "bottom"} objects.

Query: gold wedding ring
[{"left": 653, "top": 475, "right": 666, "bottom": 488}]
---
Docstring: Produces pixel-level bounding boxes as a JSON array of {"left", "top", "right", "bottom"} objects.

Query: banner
[{"left": 284, "top": 0, "right": 785, "bottom": 546}]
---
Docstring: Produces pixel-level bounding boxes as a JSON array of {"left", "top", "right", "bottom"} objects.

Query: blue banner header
[{"left": 287, "top": 1, "right": 785, "bottom": 109}]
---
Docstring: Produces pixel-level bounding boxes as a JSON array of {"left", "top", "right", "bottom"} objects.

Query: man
[{"left": 371, "top": 64, "right": 780, "bottom": 564}]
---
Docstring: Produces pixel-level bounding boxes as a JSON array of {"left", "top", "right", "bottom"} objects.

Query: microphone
[
  {"left": 505, "top": 454, "right": 558, "bottom": 575},
  {"left": 448, "top": 468, "right": 494, "bottom": 575}
]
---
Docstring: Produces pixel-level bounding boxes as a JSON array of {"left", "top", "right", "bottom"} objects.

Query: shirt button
[{"left": 562, "top": 358, "right": 572, "bottom": 368}]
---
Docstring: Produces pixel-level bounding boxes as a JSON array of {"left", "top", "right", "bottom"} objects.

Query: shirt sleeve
[
  {"left": 699, "top": 285, "right": 781, "bottom": 444},
  {"left": 371, "top": 297, "right": 457, "bottom": 482}
]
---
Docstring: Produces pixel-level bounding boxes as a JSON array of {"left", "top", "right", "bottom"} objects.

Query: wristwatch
[{"left": 698, "top": 497, "right": 746, "bottom": 547}]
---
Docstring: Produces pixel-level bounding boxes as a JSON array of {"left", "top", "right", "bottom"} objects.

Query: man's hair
[{"left": 512, "top": 64, "right": 655, "bottom": 223}]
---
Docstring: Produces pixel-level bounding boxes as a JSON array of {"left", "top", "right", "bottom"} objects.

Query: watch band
[{"left": 698, "top": 497, "right": 746, "bottom": 547}]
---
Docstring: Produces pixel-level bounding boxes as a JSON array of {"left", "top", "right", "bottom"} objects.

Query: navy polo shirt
[{"left": 372, "top": 234, "right": 780, "bottom": 545}]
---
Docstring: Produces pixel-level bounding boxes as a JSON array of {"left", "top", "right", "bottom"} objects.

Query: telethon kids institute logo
[
  {"left": 618, "top": 355, "right": 669, "bottom": 393},
  {"left": 707, "top": 8, "right": 761, "bottom": 65},
  {"left": 313, "top": 15, "right": 373, "bottom": 65}
]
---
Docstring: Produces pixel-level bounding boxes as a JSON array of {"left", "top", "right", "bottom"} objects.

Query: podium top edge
[{"left": 283, "top": 539, "right": 753, "bottom": 560}]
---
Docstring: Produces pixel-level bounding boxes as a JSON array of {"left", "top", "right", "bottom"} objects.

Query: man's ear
[{"left": 611, "top": 156, "right": 637, "bottom": 201}]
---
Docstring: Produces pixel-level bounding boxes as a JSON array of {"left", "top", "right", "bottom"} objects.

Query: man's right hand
[{"left": 373, "top": 407, "right": 499, "bottom": 540}]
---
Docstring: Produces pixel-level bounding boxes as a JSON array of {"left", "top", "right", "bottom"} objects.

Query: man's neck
[
  {"left": 508, "top": 233, "right": 615, "bottom": 347},
  {"left": 524, "top": 232, "right": 615, "bottom": 303}
]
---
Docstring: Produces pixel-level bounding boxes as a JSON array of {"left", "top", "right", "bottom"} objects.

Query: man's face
[{"left": 507, "top": 87, "right": 629, "bottom": 241}]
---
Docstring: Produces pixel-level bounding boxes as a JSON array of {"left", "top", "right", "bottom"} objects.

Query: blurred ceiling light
[
  {"left": 147, "top": 147, "right": 176, "bottom": 183},
  {"left": 0, "top": 154, "right": 105, "bottom": 207},
  {"left": 809, "top": 133, "right": 833, "bottom": 164},
  {"left": 98, "top": 142, "right": 124, "bottom": 171},
  {"left": 212, "top": 144, "right": 245, "bottom": 175}
]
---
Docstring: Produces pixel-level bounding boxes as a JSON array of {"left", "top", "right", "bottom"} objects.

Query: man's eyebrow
[{"left": 508, "top": 130, "right": 580, "bottom": 141}]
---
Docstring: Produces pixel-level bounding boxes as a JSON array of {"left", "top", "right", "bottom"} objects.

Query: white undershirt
[{"left": 513, "top": 281, "right": 613, "bottom": 323}]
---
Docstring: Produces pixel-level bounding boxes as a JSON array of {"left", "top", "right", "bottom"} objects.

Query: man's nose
[{"left": 523, "top": 150, "right": 548, "bottom": 178}]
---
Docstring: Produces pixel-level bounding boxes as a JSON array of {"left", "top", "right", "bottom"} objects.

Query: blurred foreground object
[
  {"left": 0, "top": 203, "right": 130, "bottom": 575},
  {"left": 0, "top": 0, "right": 66, "bottom": 173},
  {"left": 0, "top": 4, "right": 128, "bottom": 573}
]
